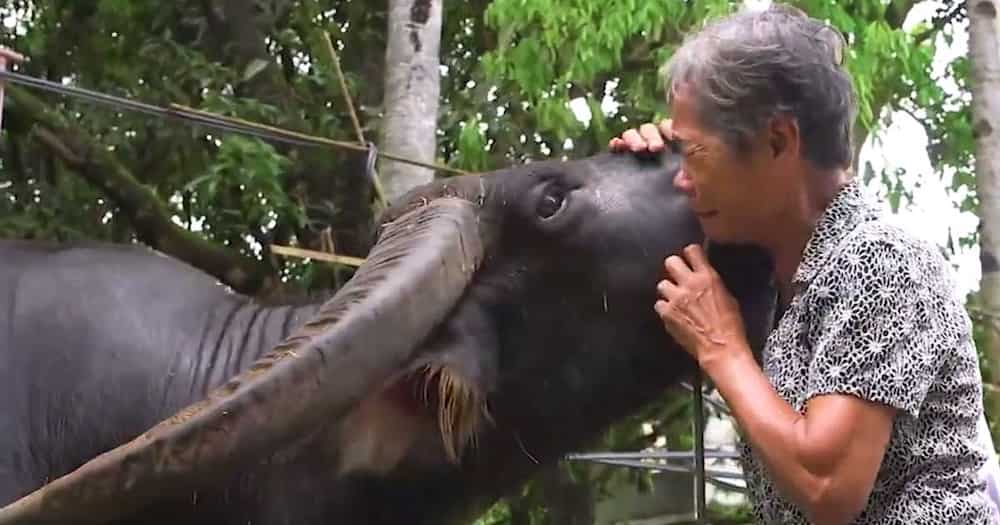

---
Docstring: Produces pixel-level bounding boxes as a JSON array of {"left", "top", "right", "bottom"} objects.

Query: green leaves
[
  {"left": 439, "top": 0, "right": 720, "bottom": 170},
  {"left": 478, "top": 0, "right": 687, "bottom": 141},
  {"left": 183, "top": 135, "right": 304, "bottom": 248},
  {"left": 454, "top": 117, "right": 491, "bottom": 172}
]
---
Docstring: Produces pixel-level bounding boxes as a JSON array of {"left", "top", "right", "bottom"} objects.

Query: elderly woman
[{"left": 611, "top": 4, "right": 1000, "bottom": 525}]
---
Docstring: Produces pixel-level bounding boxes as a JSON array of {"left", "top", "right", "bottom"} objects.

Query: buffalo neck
[{"left": 203, "top": 295, "right": 330, "bottom": 389}]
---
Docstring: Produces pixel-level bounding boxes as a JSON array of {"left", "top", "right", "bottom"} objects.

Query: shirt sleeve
[{"left": 803, "top": 233, "right": 949, "bottom": 420}]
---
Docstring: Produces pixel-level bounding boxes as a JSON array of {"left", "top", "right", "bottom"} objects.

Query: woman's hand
[
  {"left": 609, "top": 119, "right": 675, "bottom": 153},
  {"left": 656, "top": 245, "right": 895, "bottom": 525},
  {"left": 654, "top": 244, "right": 750, "bottom": 367}
]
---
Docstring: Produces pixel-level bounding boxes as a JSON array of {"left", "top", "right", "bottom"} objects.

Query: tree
[
  {"left": 969, "top": 0, "right": 1000, "bottom": 419},
  {"left": 379, "top": 0, "right": 443, "bottom": 201},
  {"left": 1, "top": 0, "right": 388, "bottom": 297}
]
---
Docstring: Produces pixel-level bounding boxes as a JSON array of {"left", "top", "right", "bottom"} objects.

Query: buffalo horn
[{"left": 0, "top": 197, "right": 485, "bottom": 525}]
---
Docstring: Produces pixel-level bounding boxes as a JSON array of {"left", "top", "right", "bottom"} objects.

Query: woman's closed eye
[{"left": 684, "top": 143, "right": 706, "bottom": 157}]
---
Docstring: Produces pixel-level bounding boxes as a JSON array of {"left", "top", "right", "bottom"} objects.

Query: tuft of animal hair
[
  {"left": 333, "top": 360, "right": 494, "bottom": 476},
  {"left": 419, "top": 363, "right": 492, "bottom": 463}
]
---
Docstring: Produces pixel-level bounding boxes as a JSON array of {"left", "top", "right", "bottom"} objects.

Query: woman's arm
[
  {"left": 655, "top": 242, "right": 939, "bottom": 524},
  {"left": 703, "top": 347, "right": 894, "bottom": 524}
]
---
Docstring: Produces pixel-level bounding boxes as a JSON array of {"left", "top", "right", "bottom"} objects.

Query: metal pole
[
  {"left": 693, "top": 238, "right": 711, "bottom": 524},
  {"left": 693, "top": 371, "right": 708, "bottom": 524}
]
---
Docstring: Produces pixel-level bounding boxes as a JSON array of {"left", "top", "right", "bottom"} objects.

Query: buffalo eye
[{"left": 536, "top": 188, "right": 566, "bottom": 219}]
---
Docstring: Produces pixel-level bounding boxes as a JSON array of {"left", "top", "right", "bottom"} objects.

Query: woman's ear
[{"left": 768, "top": 115, "right": 800, "bottom": 160}]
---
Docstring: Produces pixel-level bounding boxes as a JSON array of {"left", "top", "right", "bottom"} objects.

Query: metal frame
[
  {"left": 564, "top": 379, "right": 746, "bottom": 524},
  {"left": 693, "top": 372, "right": 707, "bottom": 522}
]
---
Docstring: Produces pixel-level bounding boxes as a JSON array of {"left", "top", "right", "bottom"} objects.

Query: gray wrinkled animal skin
[{"left": 0, "top": 150, "right": 776, "bottom": 525}]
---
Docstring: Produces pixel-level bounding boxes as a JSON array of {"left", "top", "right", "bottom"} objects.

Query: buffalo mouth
[{"left": 0, "top": 194, "right": 492, "bottom": 525}]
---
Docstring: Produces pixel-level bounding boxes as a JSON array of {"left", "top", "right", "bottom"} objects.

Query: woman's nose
[{"left": 673, "top": 168, "right": 695, "bottom": 196}]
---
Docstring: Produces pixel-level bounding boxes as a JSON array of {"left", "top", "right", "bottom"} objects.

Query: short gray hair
[{"left": 663, "top": 3, "right": 856, "bottom": 170}]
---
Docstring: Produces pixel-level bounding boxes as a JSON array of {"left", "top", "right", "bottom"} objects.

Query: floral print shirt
[{"left": 739, "top": 180, "right": 999, "bottom": 524}]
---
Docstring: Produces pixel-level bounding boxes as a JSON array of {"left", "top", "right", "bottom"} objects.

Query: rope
[
  {"left": 0, "top": 69, "right": 470, "bottom": 177},
  {"left": 319, "top": 31, "right": 389, "bottom": 209},
  {"left": 0, "top": 64, "right": 467, "bottom": 266},
  {"left": 321, "top": 31, "right": 365, "bottom": 145},
  {"left": 680, "top": 381, "right": 731, "bottom": 415}
]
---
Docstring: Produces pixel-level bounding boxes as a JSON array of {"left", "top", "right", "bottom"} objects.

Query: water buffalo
[{"left": 0, "top": 149, "right": 776, "bottom": 524}]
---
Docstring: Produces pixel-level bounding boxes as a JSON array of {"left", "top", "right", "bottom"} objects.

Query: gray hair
[{"left": 663, "top": 3, "right": 857, "bottom": 170}]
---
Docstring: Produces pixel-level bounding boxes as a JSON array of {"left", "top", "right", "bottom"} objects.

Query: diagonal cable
[{"left": 0, "top": 69, "right": 469, "bottom": 177}]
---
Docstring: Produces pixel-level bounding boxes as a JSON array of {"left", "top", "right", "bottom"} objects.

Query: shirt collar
[{"left": 790, "top": 179, "right": 880, "bottom": 290}]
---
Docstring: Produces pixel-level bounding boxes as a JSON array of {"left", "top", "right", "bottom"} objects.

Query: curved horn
[{"left": 0, "top": 197, "right": 485, "bottom": 525}]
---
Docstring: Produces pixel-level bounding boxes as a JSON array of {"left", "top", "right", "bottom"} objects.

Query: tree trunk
[
  {"left": 969, "top": 0, "right": 1000, "bottom": 425},
  {"left": 379, "top": 0, "right": 443, "bottom": 202}
]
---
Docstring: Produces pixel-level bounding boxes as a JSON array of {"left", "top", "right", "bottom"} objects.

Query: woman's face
[{"left": 668, "top": 86, "right": 789, "bottom": 245}]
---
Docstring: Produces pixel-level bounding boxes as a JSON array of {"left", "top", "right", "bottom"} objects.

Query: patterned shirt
[{"left": 738, "top": 180, "right": 999, "bottom": 524}]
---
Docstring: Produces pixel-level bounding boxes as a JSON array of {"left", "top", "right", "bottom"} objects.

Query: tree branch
[
  {"left": 885, "top": 0, "right": 919, "bottom": 29},
  {"left": 846, "top": 0, "right": 934, "bottom": 173},
  {"left": 914, "top": 3, "right": 966, "bottom": 46},
  {"left": 5, "top": 85, "right": 277, "bottom": 296}
]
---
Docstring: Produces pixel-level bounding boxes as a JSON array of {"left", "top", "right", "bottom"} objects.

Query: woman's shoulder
[
  {"left": 845, "top": 217, "right": 945, "bottom": 263},
  {"left": 823, "top": 216, "right": 961, "bottom": 297}
]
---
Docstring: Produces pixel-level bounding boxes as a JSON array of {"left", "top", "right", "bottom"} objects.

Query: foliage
[
  {"left": 1, "top": 0, "right": 388, "bottom": 292},
  {"left": 461, "top": 0, "right": 966, "bottom": 215},
  {"left": 181, "top": 135, "right": 305, "bottom": 254}
]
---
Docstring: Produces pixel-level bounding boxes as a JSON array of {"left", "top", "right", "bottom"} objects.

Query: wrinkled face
[{"left": 669, "top": 84, "right": 786, "bottom": 244}]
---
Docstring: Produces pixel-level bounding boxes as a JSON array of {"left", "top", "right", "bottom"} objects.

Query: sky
[{"left": 856, "top": 1, "right": 980, "bottom": 297}]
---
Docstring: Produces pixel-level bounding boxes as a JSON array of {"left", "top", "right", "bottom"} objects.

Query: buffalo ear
[{"left": 707, "top": 242, "right": 777, "bottom": 360}]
